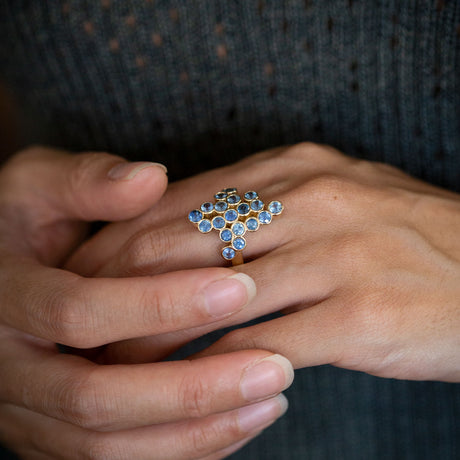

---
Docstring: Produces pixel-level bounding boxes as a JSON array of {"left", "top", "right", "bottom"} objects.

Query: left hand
[{"left": 67, "top": 142, "right": 460, "bottom": 381}]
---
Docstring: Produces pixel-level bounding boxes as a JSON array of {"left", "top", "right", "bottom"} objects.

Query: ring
[{"left": 188, "top": 188, "right": 284, "bottom": 266}]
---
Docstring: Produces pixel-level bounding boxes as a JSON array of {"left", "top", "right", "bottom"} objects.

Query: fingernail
[
  {"left": 108, "top": 161, "right": 168, "bottom": 180},
  {"left": 238, "top": 394, "right": 288, "bottom": 433},
  {"left": 203, "top": 273, "right": 256, "bottom": 318},
  {"left": 240, "top": 354, "right": 294, "bottom": 402}
]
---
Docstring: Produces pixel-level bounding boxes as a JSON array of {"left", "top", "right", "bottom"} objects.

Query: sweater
[{"left": 0, "top": 2, "right": 459, "bottom": 459}]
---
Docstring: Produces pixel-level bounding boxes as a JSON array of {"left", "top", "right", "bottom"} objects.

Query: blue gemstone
[
  {"left": 215, "top": 201, "right": 228, "bottom": 212},
  {"left": 224, "top": 209, "right": 238, "bottom": 222},
  {"left": 212, "top": 216, "right": 226, "bottom": 229},
  {"left": 258, "top": 211, "right": 272, "bottom": 224},
  {"left": 232, "top": 222, "right": 246, "bottom": 236},
  {"left": 237, "top": 203, "right": 250, "bottom": 215},
  {"left": 188, "top": 210, "right": 203, "bottom": 223},
  {"left": 222, "top": 247, "right": 236, "bottom": 260},
  {"left": 268, "top": 201, "right": 283, "bottom": 215},
  {"left": 223, "top": 187, "right": 237, "bottom": 194},
  {"left": 198, "top": 219, "right": 212, "bottom": 233},
  {"left": 246, "top": 217, "right": 259, "bottom": 231},
  {"left": 220, "top": 229, "right": 233, "bottom": 242},
  {"left": 215, "top": 192, "right": 227, "bottom": 200},
  {"left": 232, "top": 237, "right": 246, "bottom": 250},
  {"left": 227, "top": 194, "right": 241, "bottom": 205},
  {"left": 244, "top": 191, "right": 258, "bottom": 200},
  {"left": 250, "top": 199, "right": 264, "bottom": 211},
  {"left": 201, "top": 202, "right": 214, "bottom": 213}
]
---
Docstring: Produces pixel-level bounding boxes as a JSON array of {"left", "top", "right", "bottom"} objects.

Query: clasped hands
[{"left": 0, "top": 143, "right": 459, "bottom": 459}]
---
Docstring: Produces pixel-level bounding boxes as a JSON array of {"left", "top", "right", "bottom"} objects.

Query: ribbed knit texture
[{"left": 0, "top": 1, "right": 459, "bottom": 459}]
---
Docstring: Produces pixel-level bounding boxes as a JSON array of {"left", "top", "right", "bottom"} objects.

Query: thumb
[{"left": 2, "top": 146, "right": 168, "bottom": 222}]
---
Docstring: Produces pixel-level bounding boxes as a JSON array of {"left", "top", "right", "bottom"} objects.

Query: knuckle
[
  {"left": 68, "top": 152, "right": 112, "bottom": 187},
  {"left": 121, "top": 225, "right": 177, "bottom": 276},
  {"left": 189, "top": 421, "right": 238, "bottom": 459},
  {"left": 179, "top": 372, "right": 212, "bottom": 419},
  {"left": 28, "top": 280, "right": 85, "bottom": 346},
  {"left": 58, "top": 370, "right": 111, "bottom": 430},
  {"left": 305, "top": 173, "right": 353, "bottom": 200},
  {"left": 139, "top": 282, "right": 176, "bottom": 332},
  {"left": 280, "top": 141, "right": 341, "bottom": 162},
  {"left": 45, "top": 282, "right": 95, "bottom": 348}
]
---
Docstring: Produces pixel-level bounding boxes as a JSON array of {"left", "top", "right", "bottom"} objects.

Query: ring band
[{"left": 188, "top": 188, "right": 284, "bottom": 266}]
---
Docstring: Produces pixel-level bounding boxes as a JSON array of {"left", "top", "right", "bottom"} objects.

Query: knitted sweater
[{"left": 0, "top": 2, "right": 459, "bottom": 459}]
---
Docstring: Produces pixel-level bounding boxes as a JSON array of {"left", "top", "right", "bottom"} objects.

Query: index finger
[{"left": 1, "top": 257, "right": 255, "bottom": 348}]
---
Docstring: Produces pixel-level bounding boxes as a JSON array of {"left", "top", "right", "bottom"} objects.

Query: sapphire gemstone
[
  {"left": 232, "top": 237, "right": 246, "bottom": 250},
  {"left": 250, "top": 199, "right": 264, "bottom": 211},
  {"left": 212, "top": 216, "right": 226, "bottom": 229},
  {"left": 215, "top": 201, "right": 228, "bottom": 212},
  {"left": 227, "top": 194, "right": 241, "bottom": 205},
  {"left": 222, "top": 247, "right": 236, "bottom": 260},
  {"left": 201, "top": 202, "right": 214, "bottom": 213},
  {"left": 224, "top": 209, "right": 238, "bottom": 222},
  {"left": 268, "top": 201, "right": 283, "bottom": 215},
  {"left": 231, "top": 222, "right": 246, "bottom": 236},
  {"left": 246, "top": 217, "right": 259, "bottom": 231},
  {"left": 220, "top": 229, "right": 233, "bottom": 242},
  {"left": 188, "top": 210, "right": 203, "bottom": 223},
  {"left": 244, "top": 191, "right": 258, "bottom": 200},
  {"left": 258, "top": 211, "right": 272, "bottom": 224},
  {"left": 198, "top": 219, "right": 212, "bottom": 233},
  {"left": 237, "top": 203, "right": 250, "bottom": 215},
  {"left": 214, "top": 192, "right": 227, "bottom": 200}
]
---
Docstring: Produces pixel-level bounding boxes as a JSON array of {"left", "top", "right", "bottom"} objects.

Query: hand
[
  {"left": 68, "top": 142, "right": 460, "bottom": 381},
  {"left": 0, "top": 147, "right": 293, "bottom": 459}
]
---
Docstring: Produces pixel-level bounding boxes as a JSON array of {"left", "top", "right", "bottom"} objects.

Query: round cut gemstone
[
  {"left": 214, "top": 192, "right": 227, "bottom": 200},
  {"left": 215, "top": 201, "right": 228, "bottom": 212},
  {"left": 268, "top": 201, "right": 283, "bottom": 215},
  {"left": 258, "top": 211, "right": 272, "bottom": 224},
  {"left": 232, "top": 237, "right": 246, "bottom": 251},
  {"left": 223, "top": 187, "right": 237, "bottom": 194},
  {"left": 237, "top": 203, "right": 250, "bottom": 215},
  {"left": 222, "top": 246, "right": 236, "bottom": 260},
  {"left": 227, "top": 194, "right": 241, "bottom": 205},
  {"left": 220, "top": 228, "right": 233, "bottom": 242},
  {"left": 212, "top": 216, "right": 226, "bottom": 229},
  {"left": 201, "top": 202, "right": 214, "bottom": 213},
  {"left": 250, "top": 199, "right": 264, "bottom": 211},
  {"left": 231, "top": 222, "right": 246, "bottom": 236},
  {"left": 224, "top": 209, "right": 238, "bottom": 222},
  {"left": 244, "top": 191, "right": 258, "bottom": 200},
  {"left": 188, "top": 210, "right": 203, "bottom": 223},
  {"left": 198, "top": 219, "right": 212, "bottom": 233},
  {"left": 246, "top": 217, "right": 259, "bottom": 231}
]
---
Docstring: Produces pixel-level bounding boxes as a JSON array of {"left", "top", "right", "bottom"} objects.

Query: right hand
[{"left": 0, "top": 146, "right": 293, "bottom": 460}]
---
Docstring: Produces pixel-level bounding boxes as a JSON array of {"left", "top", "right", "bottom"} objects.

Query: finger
[
  {"left": 193, "top": 299, "right": 347, "bottom": 369},
  {"left": 66, "top": 143, "right": 347, "bottom": 276},
  {"left": 88, "top": 187, "right": 299, "bottom": 278},
  {"left": 116, "top": 397, "right": 287, "bottom": 460},
  {"left": 0, "top": 395, "right": 287, "bottom": 460},
  {"left": 0, "top": 337, "right": 293, "bottom": 430},
  {"left": 97, "top": 245, "right": 336, "bottom": 364},
  {"left": 0, "top": 146, "right": 168, "bottom": 222},
  {"left": 1, "top": 259, "right": 256, "bottom": 347}
]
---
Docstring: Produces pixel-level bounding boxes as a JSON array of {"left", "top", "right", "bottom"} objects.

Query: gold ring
[{"left": 188, "top": 188, "right": 284, "bottom": 266}]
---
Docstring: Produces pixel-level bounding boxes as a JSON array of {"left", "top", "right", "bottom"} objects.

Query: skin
[
  {"left": 67, "top": 142, "right": 460, "bottom": 382},
  {"left": 0, "top": 147, "right": 294, "bottom": 460}
]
